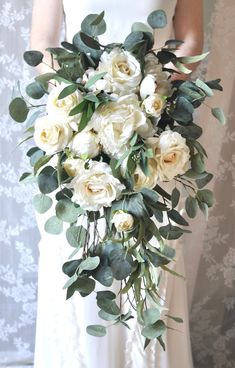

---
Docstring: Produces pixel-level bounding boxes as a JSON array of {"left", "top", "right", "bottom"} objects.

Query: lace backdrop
[{"left": 0, "top": 0, "right": 234, "bottom": 366}]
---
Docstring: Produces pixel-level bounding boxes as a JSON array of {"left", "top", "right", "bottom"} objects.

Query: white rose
[
  {"left": 70, "top": 130, "right": 100, "bottom": 159},
  {"left": 112, "top": 211, "right": 134, "bottom": 232},
  {"left": 90, "top": 94, "right": 154, "bottom": 158},
  {"left": 46, "top": 83, "right": 83, "bottom": 127},
  {"left": 63, "top": 158, "right": 85, "bottom": 177},
  {"left": 34, "top": 115, "right": 73, "bottom": 154},
  {"left": 140, "top": 73, "right": 172, "bottom": 100},
  {"left": 143, "top": 93, "right": 166, "bottom": 118},
  {"left": 70, "top": 161, "right": 125, "bottom": 211},
  {"left": 132, "top": 159, "right": 158, "bottom": 191},
  {"left": 140, "top": 74, "right": 156, "bottom": 100},
  {"left": 146, "top": 131, "right": 190, "bottom": 181},
  {"left": 98, "top": 48, "right": 142, "bottom": 95}
]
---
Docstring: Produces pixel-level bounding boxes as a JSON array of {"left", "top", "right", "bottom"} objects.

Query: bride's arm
[
  {"left": 173, "top": 0, "right": 203, "bottom": 76},
  {"left": 30, "top": 0, "right": 64, "bottom": 74}
]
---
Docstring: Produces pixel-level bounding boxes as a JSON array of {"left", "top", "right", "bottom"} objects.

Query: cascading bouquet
[{"left": 9, "top": 10, "right": 225, "bottom": 348}]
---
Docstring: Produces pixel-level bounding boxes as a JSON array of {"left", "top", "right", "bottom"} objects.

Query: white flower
[
  {"left": 112, "top": 211, "right": 134, "bottom": 232},
  {"left": 70, "top": 161, "right": 125, "bottom": 211},
  {"left": 140, "top": 74, "right": 156, "bottom": 100},
  {"left": 70, "top": 131, "right": 100, "bottom": 159},
  {"left": 63, "top": 158, "right": 85, "bottom": 177},
  {"left": 146, "top": 131, "right": 190, "bottom": 181},
  {"left": 90, "top": 94, "right": 154, "bottom": 158},
  {"left": 98, "top": 48, "right": 142, "bottom": 95},
  {"left": 143, "top": 93, "right": 166, "bottom": 118},
  {"left": 34, "top": 115, "right": 73, "bottom": 154},
  {"left": 46, "top": 83, "right": 83, "bottom": 127},
  {"left": 132, "top": 159, "right": 158, "bottom": 191}
]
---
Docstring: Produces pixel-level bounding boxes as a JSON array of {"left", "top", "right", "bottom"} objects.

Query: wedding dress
[{"left": 34, "top": 1, "right": 194, "bottom": 367}]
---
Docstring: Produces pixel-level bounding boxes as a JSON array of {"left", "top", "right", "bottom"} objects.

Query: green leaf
[
  {"left": 44, "top": 216, "right": 63, "bottom": 235},
  {"left": 173, "top": 124, "right": 202, "bottom": 140},
  {"left": 55, "top": 188, "right": 73, "bottom": 201},
  {"left": 81, "top": 13, "right": 106, "bottom": 36},
  {"left": 77, "top": 103, "right": 94, "bottom": 133},
  {"left": 157, "top": 50, "right": 176, "bottom": 64},
  {"left": 197, "top": 201, "right": 209, "bottom": 219},
  {"left": 161, "top": 265, "right": 185, "bottom": 279},
  {"left": 9, "top": 97, "right": 29, "bottom": 123},
  {"left": 93, "top": 265, "right": 113, "bottom": 287},
  {"left": 147, "top": 10, "right": 167, "bottom": 29},
  {"left": 185, "top": 196, "right": 198, "bottom": 218},
  {"left": 171, "top": 188, "right": 180, "bottom": 208},
  {"left": 169, "top": 96, "right": 194, "bottom": 124},
  {"left": 165, "top": 314, "right": 183, "bottom": 323},
  {"left": 58, "top": 84, "right": 78, "bottom": 100},
  {"left": 66, "top": 225, "right": 87, "bottom": 248},
  {"left": 195, "top": 78, "right": 214, "bottom": 97},
  {"left": 157, "top": 336, "right": 166, "bottom": 351},
  {"left": 196, "top": 173, "right": 213, "bottom": 189},
  {"left": 191, "top": 153, "right": 205, "bottom": 174},
  {"left": 173, "top": 61, "right": 192, "bottom": 74},
  {"left": 38, "top": 166, "right": 58, "bottom": 194},
  {"left": 211, "top": 107, "right": 226, "bottom": 125},
  {"left": 197, "top": 189, "right": 214, "bottom": 208},
  {"left": 33, "top": 194, "right": 53, "bottom": 214},
  {"left": 109, "top": 249, "right": 133, "bottom": 280},
  {"left": 34, "top": 155, "right": 52, "bottom": 174},
  {"left": 123, "top": 31, "right": 144, "bottom": 51},
  {"left": 159, "top": 224, "right": 191, "bottom": 240},
  {"left": 69, "top": 99, "right": 88, "bottom": 116},
  {"left": 19, "top": 172, "right": 34, "bottom": 183},
  {"left": 79, "top": 256, "right": 100, "bottom": 273},
  {"left": 97, "top": 298, "right": 120, "bottom": 316},
  {"left": 85, "top": 72, "right": 107, "bottom": 89},
  {"left": 184, "top": 169, "right": 208, "bottom": 179},
  {"left": 75, "top": 277, "right": 96, "bottom": 296},
  {"left": 167, "top": 209, "right": 189, "bottom": 226},
  {"left": 97, "top": 290, "right": 116, "bottom": 300},
  {"left": 143, "top": 308, "right": 161, "bottom": 326},
  {"left": 84, "top": 93, "right": 100, "bottom": 103},
  {"left": 98, "top": 310, "right": 117, "bottom": 321},
  {"left": 23, "top": 50, "right": 44, "bottom": 66},
  {"left": 178, "top": 51, "right": 209, "bottom": 64},
  {"left": 26, "top": 82, "right": 45, "bottom": 99},
  {"left": 142, "top": 320, "right": 166, "bottom": 339},
  {"left": 131, "top": 22, "right": 153, "bottom": 34},
  {"left": 141, "top": 187, "right": 159, "bottom": 203},
  {"left": 80, "top": 32, "right": 100, "bottom": 50},
  {"left": 86, "top": 325, "right": 106, "bottom": 337},
  {"left": 56, "top": 199, "right": 83, "bottom": 222},
  {"left": 206, "top": 78, "right": 223, "bottom": 91},
  {"left": 62, "top": 260, "right": 81, "bottom": 277}
]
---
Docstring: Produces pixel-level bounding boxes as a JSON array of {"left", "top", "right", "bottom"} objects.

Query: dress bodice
[{"left": 63, "top": 0, "right": 177, "bottom": 47}]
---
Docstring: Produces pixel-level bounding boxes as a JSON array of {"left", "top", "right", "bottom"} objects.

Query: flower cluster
[{"left": 10, "top": 10, "right": 225, "bottom": 346}]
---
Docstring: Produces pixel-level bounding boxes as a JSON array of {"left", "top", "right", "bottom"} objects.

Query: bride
[{"left": 31, "top": 0, "right": 203, "bottom": 367}]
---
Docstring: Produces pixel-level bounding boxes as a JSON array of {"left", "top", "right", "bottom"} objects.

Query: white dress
[{"left": 34, "top": 1, "right": 194, "bottom": 367}]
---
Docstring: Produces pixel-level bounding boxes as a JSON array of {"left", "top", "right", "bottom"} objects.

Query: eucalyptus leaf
[
  {"left": 23, "top": 50, "right": 44, "bottom": 66},
  {"left": 131, "top": 22, "right": 153, "bottom": 34},
  {"left": 165, "top": 314, "right": 183, "bottom": 323},
  {"left": 93, "top": 264, "right": 113, "bottom": 287},
  {"left": 81, "top": 13, "right": 106, "bottom": 36},
  {"left": 191, "top": 153, "right": 205, "bottom": 174},
  {"left": 79, "top": 256, "right": 100, "bottom": 273},
  {"left": 58, "top": 84, "right": 78, "bottom": 100},
  {"left": 56, "top": 199, "right": 83, "bottom": 222},
  {"left": 143, "top": 308, "right": 161, "bottom": 325},
  {"left": 86, "top": 325, "right": 106, "bottom": 337},
  {"left": 85, "top": 72, "right": 107, "bottom": 89},
  {"left": 66, "top": 225, "right": 87, "bottom": 248},
  {"left": 33, "top": 194, "right": 53, "bottom": 214},
  {"left": 195, "top": 78, "right": 213, "bottom": 97},
  {"left": 141, "top": 320, "right": 166, "bottom": 339},
  {"left": 159, "top": 224, "right": 191, "bottom": 240},
  {"left": 211, "top": 107, "right": 226, "bottom": 125},
  {"left": 167, "top": 209, "right": 189, "bottom": 226},
  {"left": 9, "top": 97, "right": 29, "bottom": 123},
  {"left": 147, "top": 10, "right": 167, "bottom": 29},
  {"left": 197, "top": 189, "right": 214, "bottom": 208},
  {"left": 196, "top": 173, "right": 213, "bottom": 189},
  {"left": 178, "top": 51, "right": 209, "bottom": 64},
  {"left": 34, "top": 155, "right": 52, "bottom": 174},
  {"left": 38, "top": 166, "right": 58, "bottom": 194},
  {"left": 26, "top": 82, "right": 45, "bottom": 99},
  {"left": 97, "top": 298, "right": 120, "bottom": 316},
  {"left": 171, "top": 188, "right": 180, "bottom": 208},
  {"left": 44, "top": 216, "right": 63, "bottom": 235},
  {"left": 185, "top": 196, "right": 198, "bottom": 218},
  {"left": 98, "top": 310, "right": 117, "bottom": 321},
  {"left": 62, "top": 260, "right": 81, "bottom": 277}
]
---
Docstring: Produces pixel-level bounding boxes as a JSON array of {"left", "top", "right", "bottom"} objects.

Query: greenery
[{"left": 9, "top": 9, "right": 225, "bottom": 349}]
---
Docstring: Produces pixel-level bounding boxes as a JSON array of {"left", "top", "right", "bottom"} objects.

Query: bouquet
[{"left": 9, "top": 10, "right": 225, "bottom": 348}]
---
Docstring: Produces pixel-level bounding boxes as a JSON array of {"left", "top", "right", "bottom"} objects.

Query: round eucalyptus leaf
[
  {"left": 66, "top": 225, "right": 87, "bottom": 248},
  {"left": 72, "top": 32, "right": 102, "bottom": 59},
  {"left": 98, "top": 310, "right": 118, "bottom": 321},
  {"left": 191, "top": 153, "right": 205, "bottom": 174},
  {"left": 97, "top": 298, "right": 120, "bottom": 316},
  {"left": 109, "top": 248, "right": 133, "bottom": 280},
  {"left": 26, "top": 82, "right": 45, "bottom": 99},
  {"left": 96, "top": 291, "right": 116, "bottom": 300},
  {"left": 76, "top": 277, "right": 96, "bottom": 296},
  {"left": 171, "top": 187, "right": 180, "bottom": 208},
  {"left": 141, "top": 320, "right": 166, "bottom": 339},
  {"left": 62, "top": 260, "right": 81, "bottom": 277},
  {"left": 147, "top": 10, "right": 167, "bottom": 29},
  {"left": 131, "top": 22, "right": 153, "bottom": 34},
  {"left": 123, "top": 31, "right": 144, "bottom": 51},
  {"left": 79, "top": 256, "right": 100, "bottom": 272},
  {"left": 29, "top": 149, "right": 44, "bottom": 167},
  {"left": 81, "top": 14, "right": 106, "bottom": 36},
  {"left": 185, "top": 196, "right": 198, "bottom": 218},
  {"left": 143, "top": 308, "right": 161, "bottom": 326},
  {"left": 44, "top": 216, "right": 63, "bottom": 235},
  {"left": 197, "top": 189, "right": 214, "bottom": 208},
  {"left": 56, "top": 199, "right": 82, "bottom": 222},
  {"left": 9, "top": 97, "right": 29, "bottom": 123},
  {"left": 23, "top": 50, "right": 44, "bottom": 66},
  {"left": 38, "top": 166, "right": 58, "bottom": 194},
  {"left": 93, "top": 265, "right": 113, "bottom": 287},
  {"left": 33, "top": 194, "right": 53, "bottom": 214},
  {"left": 86, "top": 324, "right": 107, "bottom": 337}
]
